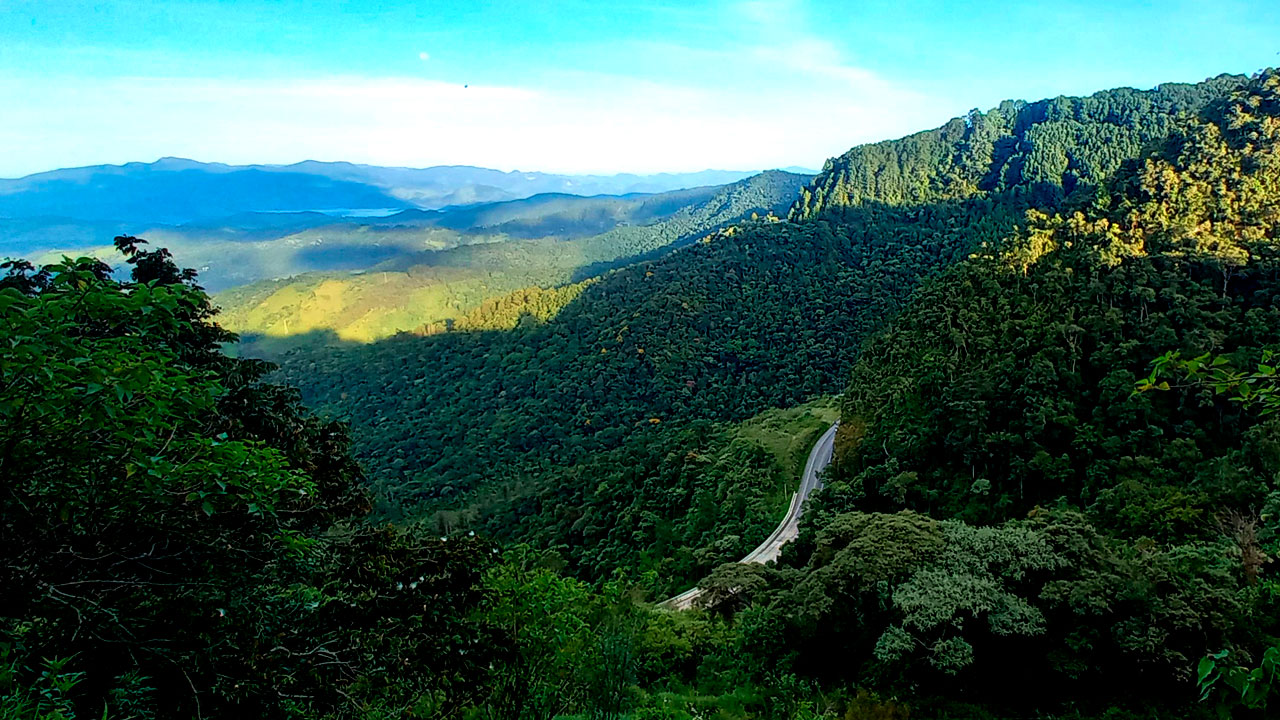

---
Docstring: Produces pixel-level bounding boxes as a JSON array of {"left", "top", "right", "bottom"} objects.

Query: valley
[
  {"left": 4, "top": 59, "right": 1280, "bottom": 719},
  {"left": 216, "top": 170, "right": 811, "bottom": 352},
  {"left": 2, "top": 160, "right": 812, "bottom": 355}
]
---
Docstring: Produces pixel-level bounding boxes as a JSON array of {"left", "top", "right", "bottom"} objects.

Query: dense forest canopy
[
  {"left": 274, "top": 72, "right": 1255, "bottom": 594},
  {"left": 724, "top": 67, "right": 1280, "bottom": 717},
  {"left": 791, "top": 73, "right": 1249, "bottom": 219},
  {"left": 0, "top": 241, "right": 499, "bottom": 717}
]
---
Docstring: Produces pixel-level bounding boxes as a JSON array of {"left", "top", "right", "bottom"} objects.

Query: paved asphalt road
[{"left": 662, "top": 421, "right": 838, "bottom": 610}]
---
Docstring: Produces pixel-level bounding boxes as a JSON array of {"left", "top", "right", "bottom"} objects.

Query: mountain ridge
[
  {"left": 215, "top": 169, "right": 812, "bottom": 348},
  {"left": 0, "top": 158, "right": 786, "bottom": 224},
  {"left": 791, "top": 72, "right": 1251, "bottom": 220}
]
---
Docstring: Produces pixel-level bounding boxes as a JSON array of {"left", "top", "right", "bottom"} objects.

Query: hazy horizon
[
  {"left": 4, "top": 0, "right": 1277, "bottom": 178},
  {"left": 0, "top": 155, "right": 818, "bottom": 182}
]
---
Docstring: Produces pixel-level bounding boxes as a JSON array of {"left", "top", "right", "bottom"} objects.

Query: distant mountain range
[
  {"left": 0, "top": 157, "right": 814, "bottom": 355},
  {"left": 0, "top": 158, "right": 813, "bottom": 225}
]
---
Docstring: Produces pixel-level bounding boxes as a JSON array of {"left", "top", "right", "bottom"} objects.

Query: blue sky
[{"left": 2, "top": 0, "right": 1278, "bottom": 177}]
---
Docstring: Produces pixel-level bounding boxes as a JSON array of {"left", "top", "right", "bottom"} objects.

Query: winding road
[{"left": 661, "top": 421, "right": 838, "bottom": 610}]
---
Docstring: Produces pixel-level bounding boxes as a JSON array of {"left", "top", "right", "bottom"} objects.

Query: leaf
[
  {"left": 201, "top": 500, "right": 215, "bottom": 516},
  {"left": 1199, "top": 655, "right": 1219, "bottom": 683}
]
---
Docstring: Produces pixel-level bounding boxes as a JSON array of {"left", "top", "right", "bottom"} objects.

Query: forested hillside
[
  {"left": 219, "top": 170, "right": 810, "bottom": 351},
  {"left": 721, "top": 66, "right": 1280, "bottom": 718},
  {"left": 276, "top": 73, "right": 1249, "bottom": 594},
  {"left": 12, "top": 181, "right": 741, "bottom": 293},
  {"left": 3, "top": 240, "right": 835, "bottom": 718},
  {"left": 7, "top": 69, "right": 1279, "bottom": 719},
  {"left": 0, "top": 241, "right": 503, "bottom": 718},
  {"left": 792, "top": 73, "right": 1248, "bottom": 218},
  {"left": 3, "top": 168, "right": 777, "bottom": 296},
  {"left": 427, "top": 184, "right": 720, "bottom": 237}
]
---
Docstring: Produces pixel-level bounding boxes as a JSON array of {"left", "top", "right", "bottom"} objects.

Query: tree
[{"left": 0, "top": 241, "right": 497, "bottom": 717}]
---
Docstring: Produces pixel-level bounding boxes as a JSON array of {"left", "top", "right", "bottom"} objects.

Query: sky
[{"left": 2, "top": 0, "right": 1278, "bottom": 177}]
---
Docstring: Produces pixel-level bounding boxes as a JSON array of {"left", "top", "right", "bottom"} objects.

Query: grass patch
[
  {"left": 731, "top": 397, "right": 839, "bottom": 481},
  {"left": 727, "top": 397, "right": 839, "bottom": 519}
]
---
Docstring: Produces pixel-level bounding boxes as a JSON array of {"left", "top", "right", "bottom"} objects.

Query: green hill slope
[
  {"left": 273, "top": 73, "right": 1254, "bottom": 596},
  {"left": 217, "top": 170, "right": 810, "bottom": 351},
  {"left": 791, "top": 73, "right": 1248, "bottom": 219},
  {"left": 724, "top": 67, "right": 1280, "bottom": 717}
]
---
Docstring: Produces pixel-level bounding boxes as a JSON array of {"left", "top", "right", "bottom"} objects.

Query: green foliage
[
  {"left": 0, "top": 240, "right": 500, "bottom": 717},
  {"left": 697, "top": 562, "right": 773, "bottom": 616},
  {"left": 271, "top": 78, "right": 1251, "bottom": 593},
  {"left": 471, "top": 548, "right": 643, "bottom": 719},
  {"left": 0, "top": 652, "right": 85, "bottom": 720},
  {"left": 879, "top": 522, "right": 1062, "bottom": 674},
  {"left": 1144, "top": 347, "right": 1280, "bottom": 715},
  {"left": 9, "top": 69, "right": 1279, "bottom": 720},
  {"left": 836, "top": 69, "right": 1280, "bottom": 526},
  {"left": 1198, "top": 645, "right": 1280, "bottom": 713},
  {"left": 278, "top": 187, "right": 1036, "bottom": 585},
  {"left": 1139, "top": 350, "right": 1280, "bottom": 415},
  {"left": 420, "top": 279, "right": 598, "bottom": 335},
  {"left": 473, "top": 416, "right": 811, "bottom": 593},
  {"left": 792, "top": 74, "right": 1249, "bottom": 220},
  {"left": 796, "top": 69, "right": 1280, "bottom": 713}
]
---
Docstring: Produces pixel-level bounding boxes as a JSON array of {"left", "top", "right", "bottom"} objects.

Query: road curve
[{"left": 661, "top": 421, "right": 838, "bottom": 610}]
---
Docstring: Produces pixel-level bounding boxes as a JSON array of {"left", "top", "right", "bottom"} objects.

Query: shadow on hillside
[
  {"left": 292, "top": 243, "right": 414, "bottom": 273},
  {"left": 568, "top": 235, "right": 702, "bottom": 283},
  {"left": 228, "top": 329, "right": 365, "bottom": 362},
  {"left": 263, "top": 188, "right": 1047, "bottom": 365},
  {"left": 255, "top": 189, "right": 1072, "bottom": 532}
]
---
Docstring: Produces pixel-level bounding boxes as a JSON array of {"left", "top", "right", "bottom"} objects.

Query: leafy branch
[
  {"left": 1135, "top": 350, "right": 1280, "bottom": 415},
  {"left": 1198, "top": 646, "right": 1280, "bottom": 713}
]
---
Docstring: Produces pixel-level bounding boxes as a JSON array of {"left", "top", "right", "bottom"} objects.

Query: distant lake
[{"left": 262, "top": 208, "right": 406, "bottom": 218}]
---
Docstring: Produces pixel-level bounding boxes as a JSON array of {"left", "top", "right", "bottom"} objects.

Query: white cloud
[
  {"left": 732, "top": 0, "right": 924, "bottom": 101},
  {"left": 418, "top": 52, "right": 430, "bottom": 61},
  {"left": 0, "top": 2, "right": 961, "bottom": 177}
]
